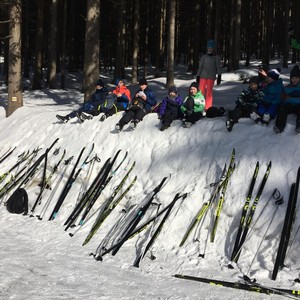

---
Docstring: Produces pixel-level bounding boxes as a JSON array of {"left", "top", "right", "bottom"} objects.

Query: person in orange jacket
[{"left": 100, "top": 79, "right": 131, "bottom": 121}]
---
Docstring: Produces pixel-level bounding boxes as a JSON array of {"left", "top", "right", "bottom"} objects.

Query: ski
[
  {"left": 48, "top": 144, "right": 93, "bottom": 220},
  {"left": 0, "top": 146, "right": 16, "bottom": 164},
  {"left": 232, "top": 161, "right": 272, "bottom": 263},
  {"left": 230, "top": 161, "right": 259, "bottom": 261},
  {"left": 30, "top": 150, "right": 66, "bottom": 215},
  {"left": 133, "top": 193, "right": 187, "bottom": 268},
  {"left": 0, "top": 139, "right": 59, "bottom": 200},
  {"left": 210, "top": 148, "right": 236, "bottom": 242},
  {"left": 63, "top": 157, "right": 112, "bottom": 229},
  {"left": 179, "top": 164, "right": 227, "bottom": 247},
  {"left": 80, "top": 160, "right": 136, "bottom": 239},
  {"left": 77, "top": 150, "right": 126, "bottom": 225},
  {"left": 272, "top": 167, "right": 300, "bottom": 281},
  {"left": 36, "top": 155, "right": 74, "bottom": 220},
  {"left": 173, "top": 274, "right": 300, "bottom": 298},
  {"left": 95, "top": 177, "right": 168, "bottom": 260},
  {"left": 81, "top": 175, "right": 137, "bottom": 245}
]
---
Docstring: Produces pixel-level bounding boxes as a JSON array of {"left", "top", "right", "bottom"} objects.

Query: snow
[{"left": 0, "top": 62, "right": 299, "bottom": 300}]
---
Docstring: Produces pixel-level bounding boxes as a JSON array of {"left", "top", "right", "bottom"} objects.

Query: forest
[{"left": 0, "top": 0, "right": 300, "bottom": 116}]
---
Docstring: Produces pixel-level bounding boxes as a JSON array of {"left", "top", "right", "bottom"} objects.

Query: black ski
[
  {"left": 173, "top": 274, "right": 300, "bottom": 298},
  {"left": 133, "top": 193, "right": 187, "bottom": 268},
  {"left": 272, "top": 167, "right": 300, "bottom": 280},
  {"left": 230, "top": 161, "right": 259, "bottom": 261},
  {"left": 95, "top": 177, "right": 168, "bottom": 260},
  {"left": 232, "top": 161, "right": 272, "bottom": 263},
  {"left": 48, "top": 144, "right": 92, "bottom": 220}
]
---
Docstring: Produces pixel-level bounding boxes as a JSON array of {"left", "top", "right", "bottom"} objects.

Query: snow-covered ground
[{"left": 0, "top": 61, "right": 299, "bottom": 299}]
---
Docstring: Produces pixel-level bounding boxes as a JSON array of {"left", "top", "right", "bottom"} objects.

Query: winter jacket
[
  {"left": 284, "top": 82, "right": 300, "bottom": 105},
  {"left": 180, "top": 91, "right": 205, "bottom": 114},
  {"left": 261, "top": 79, "right": 284, "bottom": 106},
  {"left": 197, "top": 53, "right": 222, "bottom": 80},
  {"left": 90, "top": 87, "right": 110, "bottom": 104},
  {"left": 159, "top": 95, "right": 183, "bottom": 116},
  {"left": 130, "top": 87, "right": 157, "bottom": 113},
  {"left": 236, "top": 87, "right": 264, "bottom": 107},
  {"left": 112, "top": 85, "right": 131, "bottom": 109}
]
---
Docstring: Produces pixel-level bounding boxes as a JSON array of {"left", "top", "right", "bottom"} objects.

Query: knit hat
[
  {"left": 249, "top": 76, "right": 259, "bottom": 85},
  {"left": 168, "top": 85, "right": 178, "bottom": 94},
  {"left": 290, "top": 65, "right": 300, "bottom": 78},
  {"left": 139, "top": 78, "right": 148, "bottom": 85},
  {"left": 267, "top": 69, "right": 280, "bottom": 80},
  {"left": 96, "top": 79, "right": 104, "bottom": 87},
  {"left": 207, "top": 40, "right": 216, "bottom": 49},
  {"left": 189, "top": 82, "right": 199, "bottom": 90}
]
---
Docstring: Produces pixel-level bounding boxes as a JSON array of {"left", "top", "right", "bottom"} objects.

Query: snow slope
[{"left": 0, "top": 63, "right": 299, "bottom": 299}]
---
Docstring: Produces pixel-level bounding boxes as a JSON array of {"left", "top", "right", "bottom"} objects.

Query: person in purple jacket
[{"left": 158, "top": 86, "right": 183, "bottom": 131}]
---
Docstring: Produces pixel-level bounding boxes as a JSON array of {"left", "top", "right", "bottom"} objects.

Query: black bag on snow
[
  {"left": 5, "top": 188, "right": 28, "bottom": 215},
  {"left": 206, "top": 106, "right": 226, "bottom": 118}
]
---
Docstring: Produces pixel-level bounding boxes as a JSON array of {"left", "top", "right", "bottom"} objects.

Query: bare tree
[
  {"left": 131, "top": 0, "right": 139, "bottom": 84},
  {"left": 166, "top": 0, "right": 176, "bottom": 88},
  {"left": 47, "top": 0, "right": 58, "bottom": 89},
  {"left": 83, "top": 0, "right": 100, "bottom": 102},
  {"left": 7, "top": 0, "right": 23, "bottom": 117},
  {"left": 32, "top": 0, "right": 44, "bottom": 90},
  {"left": 114, "top": 0, "right": 126, "bottom": 81}
]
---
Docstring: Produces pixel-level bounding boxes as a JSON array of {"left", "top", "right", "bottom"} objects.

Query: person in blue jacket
[
  {"left": 115, "top": 78, "right": 157, "bottom": 131},
  {"left": 158, "top": 86, "right": 183, "bottom": 131},
  {"left": 250, "top": 68, "right": 284, "bottom": 126},
  {"left": 56, "top": 79, "right": 112, "bottom": 123},
  {"left": 274, "top": 65, "right": 300, "bottom": 133}
]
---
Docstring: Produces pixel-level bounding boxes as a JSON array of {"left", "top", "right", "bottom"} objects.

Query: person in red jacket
[{"left": 100, "top": 79, "right": 131, "bottom": 121}]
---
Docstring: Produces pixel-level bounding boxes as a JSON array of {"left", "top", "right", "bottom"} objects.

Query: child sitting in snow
[
  {"left": 250, "top": 68, "right": 284, "bottom": 126},
  {"left": 158, "top": 86, "right": 183, "bottom": 131},
  {"left": 115, "top": 78, "right": 157, "bottom": 131},
  {"left": 226, "top": 76, "right": 264, "bottom": 132},
  {"left": 56, "top": 79, "right": 113, "bottom": 123},
  {"left": 180, "top": 82, "right": 205, "bottom": 128},
  {"left": 100, "top": 79, "right": 131, "bottom": 121},
  {"left": 273, "top": 65, "right": 300, "bottom": 133}
]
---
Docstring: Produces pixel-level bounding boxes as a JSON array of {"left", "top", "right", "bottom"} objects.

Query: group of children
[
  {"left": 226, "top": 65, "right": 300, "bottom": 133},
  {"left": 56, "top": 64, "right": 300, "bottom": 134}
]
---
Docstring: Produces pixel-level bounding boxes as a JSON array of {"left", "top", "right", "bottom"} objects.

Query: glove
[{"left": 217, "top": 74, "right": 221, "bottom": 85}]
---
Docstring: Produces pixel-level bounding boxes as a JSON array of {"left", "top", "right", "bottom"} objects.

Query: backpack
[
  {"left": 5, "top": 188, "right": 29, "bottom": 215},
  {"left": 206, "top": 106, "right": 226, "bottom": 118}
]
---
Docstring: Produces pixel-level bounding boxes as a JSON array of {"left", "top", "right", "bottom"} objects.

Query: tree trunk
[
  {"left": 166, "top": 0, "right": 175, "bottom": 88},
  {"left": 32, "top": 0, "right": 44, "bottom": 90},
  {"left": 7, "top": 0, "right": 23, "bottom": 117},
  {"left": 282, "top": 0, "right": 289, "bottom": 68},
  {"left": 114, "top": 0, "right": 125, "bottom": 82},
  {"left": 61, "top": 0, "right": 67, "bottom": 89},
  {"left": 131, "top": 0, "right": 139, "bottom": 84},
  {"left": 47, "top": 0, "right": 58, "bottom": 89},
  {"left": 83, "top": 0, "right": 100, "bottom": 102}
]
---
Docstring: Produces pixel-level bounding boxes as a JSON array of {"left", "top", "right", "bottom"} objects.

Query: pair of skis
[
  {"left": 179, "top": 149, "right": 235, "bottom": 247},
  {"left": 230, "top": 161, "right": 272, "bottom": 264}
]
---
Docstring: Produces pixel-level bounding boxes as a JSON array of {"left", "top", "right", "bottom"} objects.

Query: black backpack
[{"left": 5, "top": 188, "right": 29, "bottom": 215}]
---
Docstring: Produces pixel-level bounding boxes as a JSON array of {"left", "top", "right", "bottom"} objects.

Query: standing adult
[{"left": 197, "top": 39, "right": 222, "bottom": 110}]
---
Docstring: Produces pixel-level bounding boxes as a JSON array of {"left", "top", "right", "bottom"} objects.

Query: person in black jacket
[
  {"left": 115, "top": 78, "right": 157, "bottom": 131},
  {"left": 56, "top": 79, "right": 112, "bottom": 123}
]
